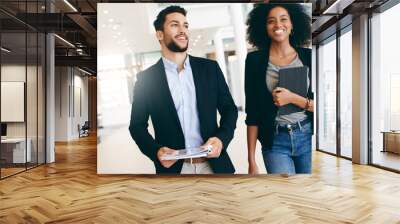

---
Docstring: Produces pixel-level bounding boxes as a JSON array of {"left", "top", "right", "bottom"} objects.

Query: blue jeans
[{"left": 262, "top": 121, "right": 312, "bottom": 174}]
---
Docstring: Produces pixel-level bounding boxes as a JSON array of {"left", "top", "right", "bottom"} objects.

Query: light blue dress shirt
[{"left": 162, "top": 56, "right": 204, "bottom": 149}]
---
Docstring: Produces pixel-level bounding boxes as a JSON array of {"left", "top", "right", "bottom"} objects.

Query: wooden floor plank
[{"left": 1, "top": 135, "right": 400, "bottom": 223}]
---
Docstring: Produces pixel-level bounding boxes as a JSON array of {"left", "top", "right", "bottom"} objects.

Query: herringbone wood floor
[{"left": 1, "top": 135, "right": 400, "bottom": 223}]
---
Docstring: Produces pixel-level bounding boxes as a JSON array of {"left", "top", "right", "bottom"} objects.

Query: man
[{"left": 129, "top": 5, "right": 238, "bottom": 174}]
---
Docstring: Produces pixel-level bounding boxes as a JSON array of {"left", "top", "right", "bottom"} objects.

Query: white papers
[{"left": 161, "top": 146, "right": 212, "bottom": 160}]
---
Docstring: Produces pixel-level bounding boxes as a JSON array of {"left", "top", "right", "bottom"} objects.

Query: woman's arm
[
  {"left": 244, "top": 53, "right": 261, "bottom": 174},
  {"left": 290, "top": 94, "right": 314, "bottom": 112},
  {"left": 247, "top": 125, "right": 259, "bottom": 174}
]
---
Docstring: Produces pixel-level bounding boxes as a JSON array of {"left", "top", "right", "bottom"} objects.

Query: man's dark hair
[
  {"left": 153, "top": 5, "right": 187, "bottom": 31},
  {"left": 246, "top": 3, "right": 311, "bottom": 50}
]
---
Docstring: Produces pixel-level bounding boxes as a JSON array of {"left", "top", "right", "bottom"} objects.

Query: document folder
[{"left": 161, "top": 147, "right": 211, "bottom": 160}]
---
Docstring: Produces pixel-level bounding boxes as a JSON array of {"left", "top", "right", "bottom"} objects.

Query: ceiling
[
  {"left": 311, "top": 0, "right": 391, "bottom": 43},
  {"left": 97, "top": 3, "right": 242, "bottom": 58},
  {"left": 1, "top": 0, "right": 99, "bottom": 73}
]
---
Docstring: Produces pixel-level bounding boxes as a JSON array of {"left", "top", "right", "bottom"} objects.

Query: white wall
[
  {"left": 72, "top": 73, "right": 89, "bottom": 138},
  {"left": 54, "top": 67, "right": 89, "bottom": 141},
  {"left": 55, "top": 66, "right": 69, "bottom": 141}
]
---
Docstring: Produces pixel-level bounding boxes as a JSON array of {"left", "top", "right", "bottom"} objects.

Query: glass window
[
  {"left": 317, "top": 36, "right": 337, "bottom": 155},
  {"left": 339, "top": 28, "right": 352, "bottom": 158},
  {"left": 371, "top": 3, "right": 400, "bottom": 171},
  {"left": 1, "top": 31, "right": 28, "bottom": 178},
  {"left": 0, "top": 1, "right": 46, "bottom": 178}
]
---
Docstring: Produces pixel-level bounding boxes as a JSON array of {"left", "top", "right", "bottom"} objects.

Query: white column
[
  {"left": 230, "top": 4, "right": 247, "bottom": 110},
  {"left": 352, "top": 14, "right": 369, "bottom": 164},
  {"left": 46, "top": 32, "right": 55, "bottom": 163},
  {"left": 213, "top": 30, "right": 227, "bottom": 81}
]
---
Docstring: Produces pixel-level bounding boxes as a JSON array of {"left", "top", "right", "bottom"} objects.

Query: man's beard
[{"left": 166, "top": 38, "right": 188, "bottom": 52}]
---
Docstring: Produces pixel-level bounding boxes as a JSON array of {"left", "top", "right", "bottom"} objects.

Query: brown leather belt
[{"left": 184, "top": 157, "right": 207, "bottom": 164}]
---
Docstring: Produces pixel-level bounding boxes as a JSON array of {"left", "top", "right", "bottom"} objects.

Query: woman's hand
[
  {"left": 273, "top": 87, "right": 314, "bottom": 112},
  {"left": 272, "top": 87, "right": 295, "bottom": 107}
]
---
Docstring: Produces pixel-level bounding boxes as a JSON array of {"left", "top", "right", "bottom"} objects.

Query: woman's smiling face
[{"left": 266, "top": 6, "right": 293, "bottom": 44}]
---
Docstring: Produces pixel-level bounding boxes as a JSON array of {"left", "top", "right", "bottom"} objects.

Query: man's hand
[
  {"left": 202, "top": 137, "right": 223, "bottom": 158},
  {"left": 272, "top": 87, "right": 295, "bottom": 107},
  {"left": 157, "top": 147, "right": 178, "bottom": 168}
]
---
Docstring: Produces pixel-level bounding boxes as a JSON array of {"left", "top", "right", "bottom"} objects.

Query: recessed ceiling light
[
  {"left": 108, "top": 18, "right": 114, "bottom": 23},
  {"left": 322, "top": 0, "right": 347, "bottom": 14},
  {"left": 63, "top": 0, "right": 78, "bottom": 12},
  {"left": 103, "top": 10, "right": 109, "bottom": 14},
  {"left": 1, "top": 47, "right": 11, "bottom": 53},
  {"left": 54, "top": 34, "right": 75, "bottom": 48},
  {"left": 78, "top": 67, "right": 92, "bottom": 76}
]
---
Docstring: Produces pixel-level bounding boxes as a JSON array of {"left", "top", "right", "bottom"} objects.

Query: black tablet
[{"left": 278, "top": 66, "right": 309, "bottom": 115}]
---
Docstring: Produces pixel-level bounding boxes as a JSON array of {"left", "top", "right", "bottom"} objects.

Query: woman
[{"left": 245, "top": 4, "right": 314, "bottom": 174}]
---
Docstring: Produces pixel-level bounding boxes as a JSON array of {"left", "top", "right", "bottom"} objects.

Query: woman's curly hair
[{"left": 246, "top": 3, "right": 311, "bottom": 50}]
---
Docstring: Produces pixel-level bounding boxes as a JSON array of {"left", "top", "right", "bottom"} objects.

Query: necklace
[
  {"left": 274, "top": 51, "right": 296, "bottom": 59},
  {"left": 273, "top": 54, "right": 286, "bottom": 59}
]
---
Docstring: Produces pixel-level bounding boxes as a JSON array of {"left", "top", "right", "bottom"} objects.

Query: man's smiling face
[{"left": 159, "top": 12, "right": 189, "bottom": 52}]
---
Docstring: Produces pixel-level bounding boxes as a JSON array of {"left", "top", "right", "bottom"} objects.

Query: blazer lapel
[{"left": 155, "top": 59, "right": 184, "bottom": 136}]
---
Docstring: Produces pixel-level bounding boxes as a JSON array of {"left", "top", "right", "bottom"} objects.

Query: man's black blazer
[
  {"left": 244, "top": 47, "right": 313, "bottom": 150},
  {"left": 129, "top": 55, "right": 238, "bottom": 174}
]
